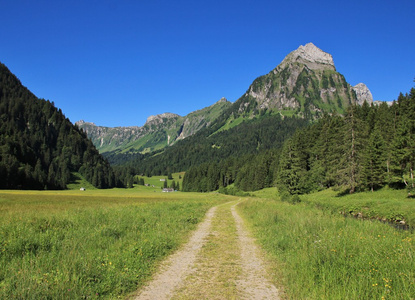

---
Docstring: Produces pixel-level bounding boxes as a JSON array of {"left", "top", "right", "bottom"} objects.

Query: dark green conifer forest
[
  {"left": 0, "top": 62, "right": 123, "bottom": 189},
  {"left": 277, "top": 89, "right": 415, "bottom": 196},
  {"left": 118, "top": 113, "right": 308, "bottom": 185}
]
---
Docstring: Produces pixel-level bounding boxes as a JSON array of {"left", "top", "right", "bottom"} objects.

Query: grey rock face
[
  {"left": 241, "top": 43, "right": 376, "bottom": 116},
  {"left": 278, "top": 42, "right": 335, "bottom": 71},
  {"left": 244, "top": 43, "right": 357, "bottom": 114},
  {"left": 352, "top": 83, "right": 373, "bottom": 105},
  {"left": 145, "top": 113, "right": 180, "bottom": 126}
]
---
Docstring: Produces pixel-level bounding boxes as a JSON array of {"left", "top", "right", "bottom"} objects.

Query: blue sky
[{"left": 1, "top": 0, "right": 414, "bottom": 127}]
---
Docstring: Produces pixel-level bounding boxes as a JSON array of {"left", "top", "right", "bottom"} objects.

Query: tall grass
[
  {"left": 302, "top": 188, "right": 415, "bottom": 227},
  {"left": 0, "top": 190, "right": 229, "bottom": 299},
  {"left": 238, "top": 198, "right": 415, "bottom": 299}
]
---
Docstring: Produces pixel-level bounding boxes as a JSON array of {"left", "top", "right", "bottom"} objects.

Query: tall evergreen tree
[
  {"left": 277, "top": 133, "right": 308, "bottom": 195},
  {"left": 390, "top": 102, "right": 415, "bottom": 190},
  {"left": 336, "top": 106, "right": 368, "bottom": 193},
  {"left": 361, "top": 127, "right": 387, "bottom": 191}
]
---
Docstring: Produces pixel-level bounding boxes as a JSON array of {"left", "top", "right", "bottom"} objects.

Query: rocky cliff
[
  {"left": 352, "top": 83, "right": 373, "bottom": 105},
  {"left": 235, "top": 43, "right": 371, "bottom": 118}
]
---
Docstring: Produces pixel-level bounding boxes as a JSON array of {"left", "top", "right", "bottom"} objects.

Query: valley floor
[
  {"left": 1, "top": 187, "right": 413, "bottom": 299},
  {"left": 132, "top": 200, "right": 280, "bottom": 300}
]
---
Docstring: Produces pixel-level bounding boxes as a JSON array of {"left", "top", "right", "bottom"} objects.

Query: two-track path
[{"left": 132, "top": 200, "right": 279, "bottom": 299}]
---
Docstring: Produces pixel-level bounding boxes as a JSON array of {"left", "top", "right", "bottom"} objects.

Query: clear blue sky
[{"left": 1, "top": 0, "right": 414, "bottom": 127}]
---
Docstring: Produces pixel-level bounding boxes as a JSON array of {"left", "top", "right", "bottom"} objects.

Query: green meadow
[
  {"left": 0, "top": 188, "right": 231, "bottom": 299},
  {"left": 1, "top": 184, "right": 414, "bottom": 299},
  {"left": 135, "top": 172, "right": 185, "bottom": 190},
  {"left": 240, "top": 188, "right": 415, "bottom": 299},
  {"left": 302, "top": 188, "right": 415, "bottom": 227}
]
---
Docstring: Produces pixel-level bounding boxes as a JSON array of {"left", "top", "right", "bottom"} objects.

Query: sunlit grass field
[
  {"left": 0, "top": 188, "right": 231, "bottom": 299},
  {"left": 2, "top": 184, "right": 414, "bottom": 299},
  {"left": 239, "top": 188, "right": 415, "bottom": 299}
]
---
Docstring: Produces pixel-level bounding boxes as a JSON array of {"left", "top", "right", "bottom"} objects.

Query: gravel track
[{"left": 133, "top": 201, "right": 279, "bottom": 299}]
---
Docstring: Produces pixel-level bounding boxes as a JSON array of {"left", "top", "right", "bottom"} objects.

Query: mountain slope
[
  {"left": 0, "top": 62, "right": 119, "bottom": 189},
  {"left": 76, "top": 97, "right": 231, "bottom": 154},
  {"left": 225, "top": 43, "right": 372, "bottom": 123}
]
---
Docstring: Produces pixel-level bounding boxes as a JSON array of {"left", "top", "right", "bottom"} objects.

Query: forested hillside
[
  {"left": 277, "top": 89, "right": 415, "bottom": 196},
  {"left": 183, "top": 87, "right": 415, "bottom": 196},
  {"left": 117, "top": 113, "right": 309, "bottom": 177},
  {"left": 0, "top": 62, "right": 122, "bottom": 189}
]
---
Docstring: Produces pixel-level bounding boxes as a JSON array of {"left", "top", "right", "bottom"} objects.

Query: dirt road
[{"left": 133, "top": 201, "right": 279, "bottom": 299}]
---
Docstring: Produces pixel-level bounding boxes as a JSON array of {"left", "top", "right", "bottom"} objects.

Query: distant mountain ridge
[
  {"left": 78, "top": 43, "right": 374, "bottom": 155},
  {"left": 76, "top": 97, "right": 231, "bottom": 154}
]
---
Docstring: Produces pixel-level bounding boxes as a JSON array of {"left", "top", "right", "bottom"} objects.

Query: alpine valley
[
  {"left": 2, "top": 42, "right": 413, "bottom": 194},
  {"left": 80, "top": 42, "right": 414, "bottom": 196},
  {"left": 1, "top": 37, "right": 414, "bottom": 300}
]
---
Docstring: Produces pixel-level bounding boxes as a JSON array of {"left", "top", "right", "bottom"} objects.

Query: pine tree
[
  {"left": 337, "top": 106, "right": 368, "bottom": 193},
  {"left": 277, "top": 133, "right": 308, "bottom": 195},
  {"left": 361, "top": 128, "right": 387, "bottom": 191},
  {"left": 390, "top": 114, "right": 415, "bottom": 189},
  {"left": 128, "top": 175, "right": 134, "bottom": 188},
  {"left": 373, "top": 101, "right": 396, "bottom": 182},
  {"left": 314, "top": 115, "right": 344, "bottom": 188}
]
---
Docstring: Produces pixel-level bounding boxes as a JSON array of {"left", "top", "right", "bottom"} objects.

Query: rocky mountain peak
[
  {"left": 279, "top": 42, "right": 335, "bottom": 71},
  {"left": 218, "top": 97, "right": 229, "bottom": 103},
  {"left": 244, "top": 42, "right": 366, "bottom": 116},
  {"left": 353, "top": 83, "right": 373, "bottom": 105},
  {"left": 145, "top": 113, "right": 180, "bottom": 126},
  {"left": 75, "top": 120, "right": 95, "bottom": 126}
]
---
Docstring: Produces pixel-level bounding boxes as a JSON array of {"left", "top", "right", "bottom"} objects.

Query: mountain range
[
  {"left": 76, "top": 97, "right": 231, "bottom": 154},
  {"left": 77, "top": 43, "right": 374, "bottom": 156},
  {"left": 1, "top": 42, "right": 408, "bottom": 192}
]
